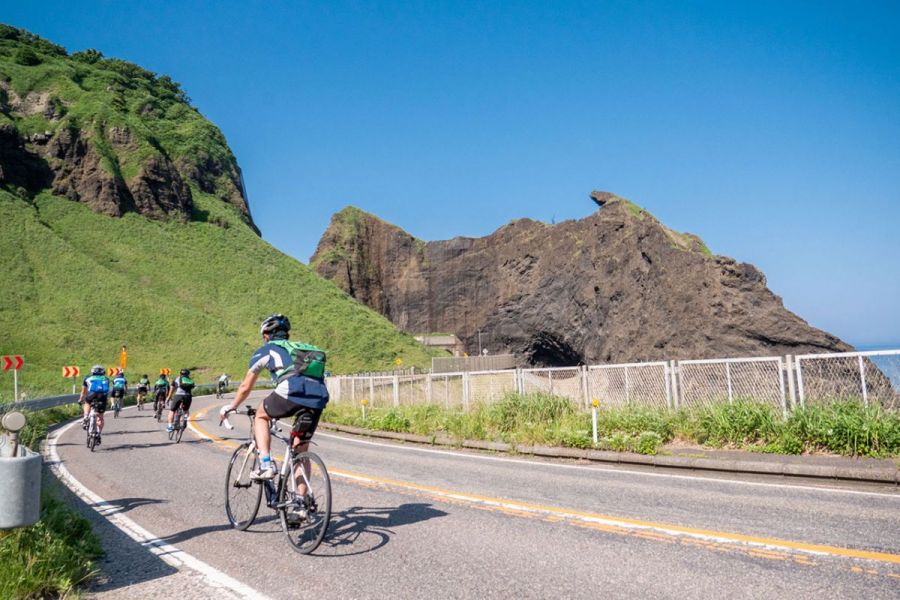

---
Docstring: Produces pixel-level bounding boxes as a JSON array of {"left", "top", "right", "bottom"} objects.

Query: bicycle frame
[{"left": 232, "top": 413, "right": 312, "bottom": 509}]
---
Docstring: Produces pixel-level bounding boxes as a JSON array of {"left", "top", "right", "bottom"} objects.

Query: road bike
[
  {"left": 111, "top": 393, "right": 122, "bottom": 418},
  {"left": 216, "top": 383, "right": 226, "bottom": 400},
  {"left": 154, "top": 394, "right": 166, "bottom": 422},
  {"left": 221, "top": 406, "right": 331, "bottom": 554},
  {"left": 168, "top": 401, "right": 189, "bottom": 443},
  {"left": 85, "top": 404, "right": 102, "bottom": 451},
  {"left": 136, "top": 388, "right": 147, "bottom": 411}
]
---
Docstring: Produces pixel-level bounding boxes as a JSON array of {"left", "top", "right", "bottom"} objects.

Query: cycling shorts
[
  {"left": 169, "top": 395, "right": 192, "bottom": 412},
  {"left": 111, "top": 388, "right": 125, "bottom": 399},
  {"left": 137, "top": 385, "right": 148, "bottom": 393},
  {"left": 84, "top": 392, "right": 108, "bottom": 413},
  {"left": 263, "top": 393, "right": 322, "bottom": 442}
]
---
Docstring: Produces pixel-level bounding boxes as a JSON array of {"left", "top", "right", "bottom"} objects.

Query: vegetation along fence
[{"left": 326, "top": 349, "right": 900, "bottom": 415}]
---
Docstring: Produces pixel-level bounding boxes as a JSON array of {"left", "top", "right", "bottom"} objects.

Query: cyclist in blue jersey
[
  {"left": 80, "top": 365, "right": 110, "bottom": 439},
  {"left": 220, "top": 314, "right": 329, "bottom": 480}
]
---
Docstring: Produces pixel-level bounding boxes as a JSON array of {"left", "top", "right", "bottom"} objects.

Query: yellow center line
[{"left": 189, "top": 405, "right": 900, "bottom": 566}]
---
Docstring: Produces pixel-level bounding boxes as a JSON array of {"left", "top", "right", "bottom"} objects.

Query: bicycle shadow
[
  {"left": 101, "top": 439, "right": 211, "bottom": 452},
  {"left": 318, "top": 503, "right": 448, "bottom": 557},
  {"left": 93, "top": 496, "right": 168, "bottom": 516}
]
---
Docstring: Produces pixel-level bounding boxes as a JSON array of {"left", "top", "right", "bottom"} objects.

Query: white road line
[
  {"left": 316, "top": 431, "right": 900, "bottom": 500},
  {"left": 45, "top": 418, "right": 273, "bottom": 600}
]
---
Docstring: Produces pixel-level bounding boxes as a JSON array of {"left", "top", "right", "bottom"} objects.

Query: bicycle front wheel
[
  {"left": 225, "top": 442, "right": 262, "bottom": 530},
  {"left": 175, "top": 417, "right": 186, "bottom": 443},
  {"left": 279, "top": 451, "right": 331, "bottom": 554}
]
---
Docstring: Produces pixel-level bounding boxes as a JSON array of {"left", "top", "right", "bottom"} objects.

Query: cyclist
[
  {"left": 136, "top": 374, "right": 151, "bottom": 409},
  {"left": 110, "top": 369, "right": 127, "bottom": 412},
  {"left": 217, "top": 373, "right": 230, "bottom": 397},
  {"left": 153, "top": 373, "right": 170, "bottom": 415},
  {"left": 219, "top": 314, "right": 329, "bottom": 480},
  {"left": 79, "top": 365, "right": 110, "bottom": 441},
  {"left": 166, "top": 368, "right": 195, "bottom": 433}
]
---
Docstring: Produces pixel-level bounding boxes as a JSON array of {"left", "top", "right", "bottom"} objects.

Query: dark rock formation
[{"left": 311, "top": 194, "right": 852, "bottom": 366}]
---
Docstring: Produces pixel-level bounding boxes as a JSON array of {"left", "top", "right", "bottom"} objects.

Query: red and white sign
[
  {"left": 2, "top": 355, "right": 23, "bottom": 371},
  {"left": 62, "top": 366, "right": 80, "bottom": 378}
]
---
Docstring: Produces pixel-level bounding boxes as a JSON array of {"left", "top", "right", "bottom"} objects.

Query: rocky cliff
[
  {"left": 0, "top": 25, "right": 256, "bottom": 231},
  {"left": 311, "top": 193, "right": 851, "bottom": 366}
]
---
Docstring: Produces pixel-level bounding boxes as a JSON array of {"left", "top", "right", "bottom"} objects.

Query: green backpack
[{"left": 270, "top": 340, "right": 327, "bottom": 380}]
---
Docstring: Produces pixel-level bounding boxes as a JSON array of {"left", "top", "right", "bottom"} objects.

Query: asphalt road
[{"left": 52, "top": 393, "right": 900, "bottom": 599}]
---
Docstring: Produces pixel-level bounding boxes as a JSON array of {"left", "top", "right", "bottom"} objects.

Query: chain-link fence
[
  {"left": 586, "top": 362, "right": 670, "bottom": 410},
  {"left": 796, "top": 350, "right": 900, "bottom": 410},
  {"left": 678, "top": 357, "right": 786, "bottom": 415},
  {"left": 327, "top": 349, "right": 900, "bottom": 415}
]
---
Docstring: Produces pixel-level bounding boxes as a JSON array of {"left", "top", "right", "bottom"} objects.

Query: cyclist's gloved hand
[{"left": 219, "top": 405, "right": 235, "bottom": 429}]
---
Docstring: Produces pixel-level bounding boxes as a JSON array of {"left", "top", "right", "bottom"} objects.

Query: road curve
[{"left": 51, "top": 393, "right": 900, "bottom": 599}]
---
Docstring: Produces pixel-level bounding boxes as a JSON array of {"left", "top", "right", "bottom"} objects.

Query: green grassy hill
[{"left": 0, "top": 26, "right": 436, "bottom": 399}]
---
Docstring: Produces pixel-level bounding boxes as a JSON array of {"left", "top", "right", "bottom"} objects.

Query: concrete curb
[{"left": 320, "top": 422, "right": 900, "bottom": 485}]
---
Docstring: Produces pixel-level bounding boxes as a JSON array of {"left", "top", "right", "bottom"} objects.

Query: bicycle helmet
[
  {"left": 180, "top": 368, "right": 190, "bottom": 377},
  {"left": 91, "top": 364, "right": 104, "bottom": 375},
  {"left": 260, "top": 313, "right": 291, "bottom": 336}
]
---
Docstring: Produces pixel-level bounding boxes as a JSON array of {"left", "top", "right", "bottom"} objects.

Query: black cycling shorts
[
  {"left": 111, "top": 388, "right": 125, "bottom": 399},
  {"left": 137, "top": 385, "right": 148, "bottom": 393},
  {"left": 169, "top": 395, "right": 192, "bottom": 412},
  {"left": 262, "top": 393, "right": 322, "bottom": 442},
  {"left": 85, "top": 392, "right": 108, "bottom": 413}
]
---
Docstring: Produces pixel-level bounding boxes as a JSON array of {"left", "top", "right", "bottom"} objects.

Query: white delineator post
[{"left": 591, "top": 398, "right": 599, "bottom": 444}]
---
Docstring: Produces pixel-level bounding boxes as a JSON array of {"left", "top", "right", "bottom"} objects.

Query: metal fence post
[
  {"left": 463, "top": 372, "right": 470, "bottom": 412},
  {"left": 664, "top": 362, "right": 673, "bottom": 409},
  {"left": 548, "top": 370, "right": 554, "bottom": 395},
  {"left": 778, "top": 357, "right": 788, "bottom": 418},
  {"left": 426, "top": 373, "right": 433, "bottom": 404},
  {"left": 624, "top": 366, "right": 630, "bottom": 404},
  {"left": 726, "top": 362, "right": 733, "bottom": 403},
  {"left": 858, "top": 355, "right": 869, "bottom": 407},
  {"left": 351, "top": 377, "right": 356, "bottom": 403},
  {"left": 392, "top": 375, "right": 400, "bottom": 407},
  {"left": 581, "top": 366, "right": 590, "bottom": 409},
  {"left": 785, "top": 356, "right": 797, "bottom": 410},
  {"left": 369, "top": 377, "right": 375, "bottom": 406},
  {"left": 675, "top": 361, "right": 683, "bottom": 409},
  {"left": 796, "top": 358, "right": 805, "bottom": 407}
]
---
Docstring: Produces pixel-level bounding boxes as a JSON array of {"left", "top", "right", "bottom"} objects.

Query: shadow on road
[
  {"left": 319, "top": 503, "right": 448, "bottom": 557},
  {"left": 101, "top": 439, "right": 211, "bottom": 452},
  {"left": 94, "top": 496, "right": 168, "bottom": 515}
]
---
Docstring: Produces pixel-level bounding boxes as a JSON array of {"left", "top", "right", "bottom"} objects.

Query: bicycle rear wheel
[
  {"left": 279, "top": 451, "right": 331, "bottom": 554},
  {"left": 175, "top": 415, "right": 186, "bottom": 443},
  {"left": 225, "top": 442, "right": 262, "bottom": 530}
]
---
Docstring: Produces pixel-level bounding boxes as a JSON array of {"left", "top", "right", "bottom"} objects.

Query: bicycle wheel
[
  {"left": 175, "top": 415, "right": 186, "bottom": 443},
  {"left": 279, "top": 451, "right": 331, "bottom": 554},
  {"left": 87, "top": 420, "right": 97, "bottom": 452},
  {"left": 225, "top": 442, "right": 262, "bottom": 530}
]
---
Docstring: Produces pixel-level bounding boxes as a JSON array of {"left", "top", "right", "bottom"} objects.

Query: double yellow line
[{"left": 189, "top": 405, "right": 900, "bottom": 567}]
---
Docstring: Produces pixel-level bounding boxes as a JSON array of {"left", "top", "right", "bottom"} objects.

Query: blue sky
[{"left": 5, "top": 1, "right": 899, "bottom": 346}]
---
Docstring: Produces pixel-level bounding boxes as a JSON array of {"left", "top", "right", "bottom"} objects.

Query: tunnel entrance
[{"left": 526, "top": 332, "right": 584, "bottom": 367}]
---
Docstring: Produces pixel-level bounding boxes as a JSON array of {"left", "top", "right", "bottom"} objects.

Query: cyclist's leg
[
  {"left": 289, "top": 407, "right": 323, "bottom": 496},
  {"left": 95, "top": 398, "right": 107, "bottom": 432},
  {"left": 181, "top": 397, "right": 192, "bottom": 426}
]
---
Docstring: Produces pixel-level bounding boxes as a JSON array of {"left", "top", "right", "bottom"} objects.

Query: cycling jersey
[
  {"left": 137, "top": 377, "right": 150, "bottom": 390},
  {"left": 112, "top": 375, "right": 127, "bottom": 391},
  {"left": 172, "top": 376, "right": 194, "bottom": 397},
  {"left": 83, "top": 375, "right": 110, "bottom": 395},
  {"left": 247, "top": 341, "right": 329, "bottom": 409}
]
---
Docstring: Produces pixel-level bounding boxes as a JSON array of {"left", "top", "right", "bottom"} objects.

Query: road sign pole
[{"left": 13, "top": 369, "right": 18, "bottom": 402}]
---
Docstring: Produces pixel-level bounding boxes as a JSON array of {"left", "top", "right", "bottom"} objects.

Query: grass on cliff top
[
  {"left": 0, "top": 190, "right": 439, "bottom": 399},
  {"left": 323, "top": 394, "right": 900, "bottom": 458},
  {"left": 0, "top": 24, "right": 246, "bottom": 218}
]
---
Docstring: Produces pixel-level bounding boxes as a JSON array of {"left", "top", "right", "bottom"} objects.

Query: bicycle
[
  {"left": 168, "top": 402, "right": 188, "bottom": 443},
  {"left": 136, "top": 388, "right": 147, "bottom": 411},
  {"left": 216, "top": 384, "right": 226, "bottom": 400},
  {"left": 85, "top": 404, "right": 102, "bottom": 451},
  {"left": 111, "top": 394, "right": 122, "bottom": 419},
  {"left": 221, "top": 406, "right": 331, "bottom": 554},
  {"left": 154, "top": 394, "right": 166, "bottom": 422}
]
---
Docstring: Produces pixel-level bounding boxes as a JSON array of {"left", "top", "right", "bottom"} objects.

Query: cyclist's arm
[
  {"left": 78, "top": 380, "right": 87, "bottom": 402},
  {"left": 224, "top": 369, "right": 260, "bottom": 412}
]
